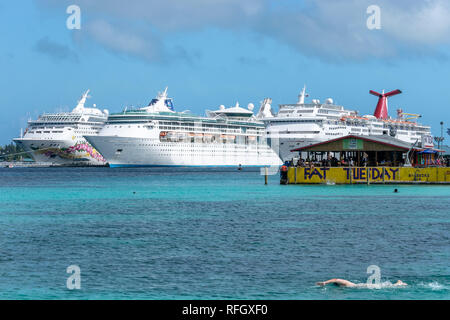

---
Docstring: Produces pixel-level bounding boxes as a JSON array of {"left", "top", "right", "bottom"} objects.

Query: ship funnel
[{"left": 369, "top": 89, "right": 402, "bottom": 119}]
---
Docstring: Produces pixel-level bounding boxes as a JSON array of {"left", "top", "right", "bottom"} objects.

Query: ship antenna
[
  {"left": 161, "top": 86, "right": 168, "bottom": 98},
  {"left": 298, "top": 85, "right": 309, "bottom": 104}
]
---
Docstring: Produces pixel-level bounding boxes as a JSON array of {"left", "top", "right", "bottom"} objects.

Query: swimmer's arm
[{"left": 316, "top": 279, "right": 338, "bottom": 286}]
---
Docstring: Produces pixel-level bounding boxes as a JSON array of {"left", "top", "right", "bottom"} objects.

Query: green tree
[{"left": 0, "top": 143, "right": 32, "bottom": 161}]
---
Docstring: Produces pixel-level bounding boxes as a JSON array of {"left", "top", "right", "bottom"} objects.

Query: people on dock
[
  {"left": 280, "top": 162, "right": 289, "bottom": 184},
  {"left": 286, "top": 151, "right": 449, "bottom": 169}
]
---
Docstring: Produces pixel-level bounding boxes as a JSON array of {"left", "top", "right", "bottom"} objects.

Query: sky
[{"left": 1, "top": 0, "right": 450, "bottom": 144}]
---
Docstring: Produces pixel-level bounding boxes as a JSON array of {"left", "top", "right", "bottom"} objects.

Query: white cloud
[
  {"left": 36, "top": 0, "right": 450, "bottom": 62},
  {"left": 383, "top": 0, "right": 450, "bottom": 45},
  {"left": 259, "top": 0, "right": 450, "bottom": 61},
  {"left": 86, "top": 20, "right": 162, "bottom": 61}
]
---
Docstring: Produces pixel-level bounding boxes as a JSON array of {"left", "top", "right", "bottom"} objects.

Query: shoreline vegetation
[{"left": 0, "top": 143, "right": 32, "bottom": 162}]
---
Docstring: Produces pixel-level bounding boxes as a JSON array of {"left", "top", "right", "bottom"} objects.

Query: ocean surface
[{"left": 0, "top": 167, "right": 449, "bottom": 300}]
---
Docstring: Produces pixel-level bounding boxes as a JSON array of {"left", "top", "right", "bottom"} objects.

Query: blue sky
[{"left": 1, "top": 0, "right": 450, "bottom": 144}]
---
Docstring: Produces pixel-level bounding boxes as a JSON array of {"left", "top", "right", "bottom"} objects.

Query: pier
[{"left": 281, "top": 135, "right": 450, "bottom": 185}]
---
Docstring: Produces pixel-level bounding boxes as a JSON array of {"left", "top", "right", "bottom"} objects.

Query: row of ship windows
[
  {"left": 138, "top": 152, "right": 267, "bottom": 157},
  {"left": 280, "top": 109, "right": 315, "bottom": 114},
  {"left": 107, "top": 123, "right": 261, "bottom": 130},
  {"left": 276, "top": 120, "right": 427, "bottom": 132},
  {"left": 328, "top": 124, "right": 426, "bottom": 132},
  {"left": 159, "top": 135, "right": 261, "bottom": 145},
  {"left": 137, "top": 145, "right": 262, "bottom": 149},
  {"left": 31, "top": 121, "right": 103, "bottom": 126},
  {"left": 105, "top": 124, "right": 261, "bottom": 135},
  {"left": 160, "top": 126, "right": 246, "bottom": 134},
  {"left": 28, "top": 130, "right": 96, "bottom": 134},
  {"left": 31, "top": 143, "right": 61, "bottom": 147},
  {"left": 157, "top": 121, "right": 261, "bottom": 130},
  {"left": 30, "top": 126, "right": 102, "bottom": 129},
  {"left": 351, "top": 129, "right": 369, "bottom": 132},
  {"left": 152, "top": 150, "right": 263, "bottom": 152},
  {"left": 328, "top": 126, "right": 348, "bottom": 130},
  {"left": 279, "top": 131, "right": 320, "bottom": 134},
  {"left": 273, "top": 120, "right": 323, "bottom": 123},
  {"left": 318, "top": 110, "right": 341, "bottom": 114},
  {"left": 28, "top": 131, "right": 64, "bottom": 134},
  {"left": 153, "top": 126, "right": 255, "bottom": 134}
]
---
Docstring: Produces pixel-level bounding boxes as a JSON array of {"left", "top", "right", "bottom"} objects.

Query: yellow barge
[
  {"left": 281, "top": 135, "right": 449, "bottom": 185},
  {"left": 286, "top": 166, "right": 450, "bottom": 184}
]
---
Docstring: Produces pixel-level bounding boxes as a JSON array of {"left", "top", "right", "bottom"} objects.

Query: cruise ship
[
  {"left": 85, "top": 88, "right": 282, "bottom": 167},
  {"left": 14, "top": 90, "right": 108, "bottom": 165},
  {"left": 257, "top": 87, "right": 433, "bottom": 161}
]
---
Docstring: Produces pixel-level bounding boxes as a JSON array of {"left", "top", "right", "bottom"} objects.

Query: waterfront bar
[{"left": 281, "top": 135, "right": 450, "bottom": 184}]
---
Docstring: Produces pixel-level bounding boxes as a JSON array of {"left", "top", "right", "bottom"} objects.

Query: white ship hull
[
  {"left": 13, "top": 90, "right": 109, "bottom": 166},
  {"left": 86, "top": 136, "right": 282, "bottom": 167},
  {"left": 276, "top": 138, "right": 324, "bottom": 161},
  {"left": 14, "top": 138, "right": 106, "bottom": 166},
  {"left": 258, "top": 87, "right": 433, "bottom": 162}
]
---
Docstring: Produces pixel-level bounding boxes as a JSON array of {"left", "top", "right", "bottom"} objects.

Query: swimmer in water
[{"left": 316, "top": 278, "right": 407, "bottom": 288}]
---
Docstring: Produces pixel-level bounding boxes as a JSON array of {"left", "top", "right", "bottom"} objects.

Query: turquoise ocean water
[{"left": 0, "top": 167, "right": 449, "bottom": 300}]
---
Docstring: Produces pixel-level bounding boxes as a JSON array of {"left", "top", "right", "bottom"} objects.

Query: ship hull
[
  {"left": 85, "top": 136, "right": 282, "bottom": 167},
  {"left": 13, "top": 138, "right": 107, "bottom": 166}
]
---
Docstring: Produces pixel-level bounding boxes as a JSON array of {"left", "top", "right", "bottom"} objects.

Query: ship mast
[
  {"left": 73, "top": 89, "right": 91, "bottom": 112},
  {"left": 297, "top": 85, "right": 309, "bottom": 104}
]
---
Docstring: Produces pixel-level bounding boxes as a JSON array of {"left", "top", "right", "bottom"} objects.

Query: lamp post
[
  {"left": 434, "top": 137, "right": 444, "bottom": 150},
  {"left": 434, "top": 121, "right": 444, "bottom": 150}
]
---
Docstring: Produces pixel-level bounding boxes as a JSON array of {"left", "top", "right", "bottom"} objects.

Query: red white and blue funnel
[{"left": 369, "top": 89, "right": 402, "bottom": 119}]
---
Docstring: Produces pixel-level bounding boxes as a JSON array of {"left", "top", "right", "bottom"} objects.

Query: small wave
[
  {"left": 418, "top": 281, "right": 447, "bottom": 291},
  {"left": 365, "top": 281, "right": 448, "bottom": 291},
  {"left": 357, "top": 281, "right": 399, "bottom": 289}
]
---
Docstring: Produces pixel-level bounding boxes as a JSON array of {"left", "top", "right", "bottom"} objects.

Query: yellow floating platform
[{"left": 286, "top": 167, "right": 450, "bottom": 184}]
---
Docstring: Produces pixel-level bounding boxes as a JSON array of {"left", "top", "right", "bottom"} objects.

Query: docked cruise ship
[
  {"left": 85, "top": 88, "right": 282, "bottom": 167},
  {"left": 14, "top": 90, "right": 108, "bottom": 165},
  {"left": 257, "top": 87, "right": 433, "bottom": 161}
]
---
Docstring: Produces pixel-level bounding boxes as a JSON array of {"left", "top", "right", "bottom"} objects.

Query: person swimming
[{"left": 316, "top": 278, "right": 407, "bottom": 288}]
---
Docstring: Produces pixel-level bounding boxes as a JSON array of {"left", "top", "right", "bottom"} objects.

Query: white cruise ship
[
  {"left": 14, "top": 90, "right": 108, "bottom": 165},
  {"left": 85, "top": 88, "right": 282, "bottom": 167},
  {"left": 257, "top": 87, "right": 433, "bottom": 161}
]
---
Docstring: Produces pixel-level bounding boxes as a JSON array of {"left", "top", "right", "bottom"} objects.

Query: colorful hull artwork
[
  {"left": 31, "top": 143, "right": 106, "bottom": 162},
  {"left": 287, "top": 167, "right": 450, "bottom": 184}
]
